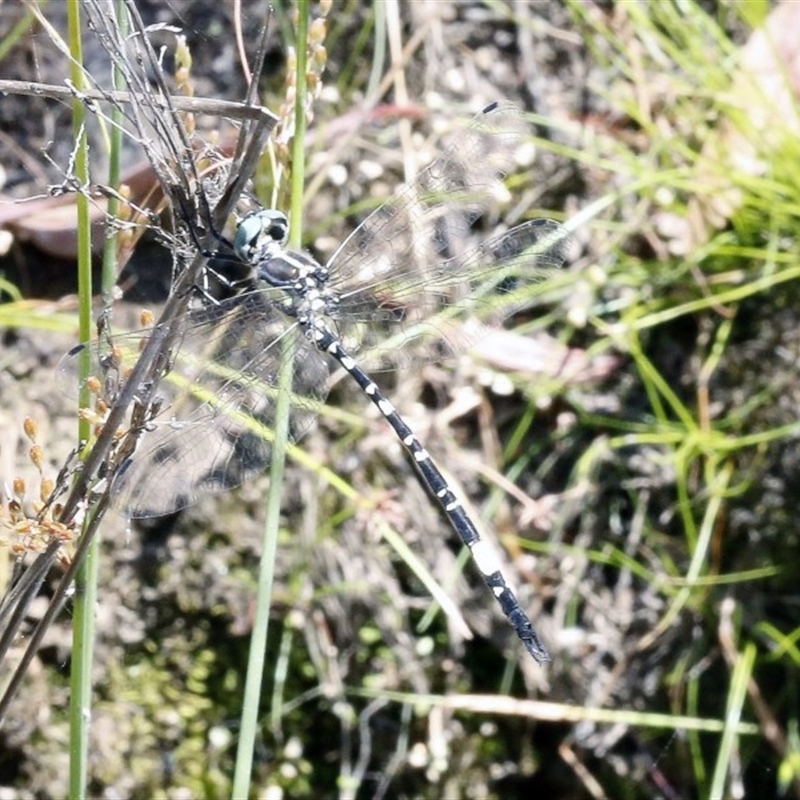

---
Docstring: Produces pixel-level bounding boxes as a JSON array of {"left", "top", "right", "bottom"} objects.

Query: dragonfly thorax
[
  {"left": 236, "top": 208, "right": 340, "bottom": 327},
  {"left": 283, "top": 261, "right": 340, "bottom": 328},
  {"left": 236, "top": 209, "right": 330, "bottom": 294}
]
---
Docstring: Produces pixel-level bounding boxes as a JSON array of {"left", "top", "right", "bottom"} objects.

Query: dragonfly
[{"left": 68, "top": 101, "right": 572, "bottom": 663}]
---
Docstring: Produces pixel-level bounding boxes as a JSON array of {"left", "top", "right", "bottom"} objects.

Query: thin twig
[{"left": 0, "top": 79, "right": 273, "bottom": 122}]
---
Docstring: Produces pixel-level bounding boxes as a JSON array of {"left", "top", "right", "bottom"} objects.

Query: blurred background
[{"left": 1, "top": 1, "right": 798, "bottom": 798}]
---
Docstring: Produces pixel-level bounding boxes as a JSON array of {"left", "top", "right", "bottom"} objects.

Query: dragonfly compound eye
[{"left": 234, "top": 210, "right": 290, "bottom": 260}]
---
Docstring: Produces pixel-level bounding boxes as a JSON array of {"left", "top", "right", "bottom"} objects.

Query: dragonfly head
[{"left": 234, "top": 209, "right": 290, "bottom": 262}]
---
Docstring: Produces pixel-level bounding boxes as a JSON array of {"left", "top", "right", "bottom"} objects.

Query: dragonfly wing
[
  {"left": 327, "top": 102, "right": 532, "bottom": 321},
  {"left": 65, "top": 291, "right": 329, "bottom": 518}
]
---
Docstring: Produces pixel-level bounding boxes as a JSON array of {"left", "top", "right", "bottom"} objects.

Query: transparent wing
[
  {"left": 346, "top": 217, "right": 571, "bottom": 304},
  {"left": 60, "top": 290, "right": 329, "bottom": 517},
  {"left": 326, "top": 102, "right": 566, "bottom": 323}
]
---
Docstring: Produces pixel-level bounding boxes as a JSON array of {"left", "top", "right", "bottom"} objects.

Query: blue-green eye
[
  {"left": 234, "top": 210, "right": 289, "bottom": 259},
  {"left": 233, "top": 214, "right": 261, "bottom": 259}
]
